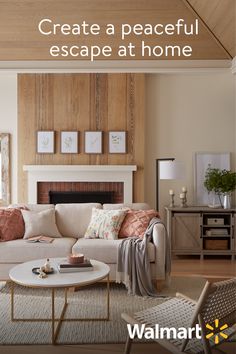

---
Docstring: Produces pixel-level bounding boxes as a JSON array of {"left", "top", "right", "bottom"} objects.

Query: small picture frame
[
  {"left": 109, "top": 131, "right": 126, "bottom": 154},
  {"left": 84, "top": 131, "right": 102, "bottom": 154},
  {"left": 37, "top": 131, "right": 55, "bottom": 154},
  {"left": 60, "top": 131, "right": 79, "bottom": 154}
]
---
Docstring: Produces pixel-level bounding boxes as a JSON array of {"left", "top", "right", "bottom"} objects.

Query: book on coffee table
[
  {"left": 57, "top": 259, "right": 94, "bottom": 273},
  {"left": 58, "top": 266, "right": 93, "bottom": 273}
]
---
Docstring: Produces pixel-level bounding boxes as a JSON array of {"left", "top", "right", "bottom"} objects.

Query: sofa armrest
[{"left": 151, "top": 223, "right": 166, "bottom": 279}]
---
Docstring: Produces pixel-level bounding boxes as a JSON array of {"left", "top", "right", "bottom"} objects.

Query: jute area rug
[{"left": 0, "top": 277, "right": 205, "bottom": 345}]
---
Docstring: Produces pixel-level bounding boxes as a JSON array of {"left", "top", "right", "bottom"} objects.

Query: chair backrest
[
  {"left": 191, "top": 278, "right": 236, "bottom": 328},
  {"left": 182, "top": 278, "right": 236, "bottom": 352},
  {"left": 200, "top": 278, "right": 236, "bottom": 328}
]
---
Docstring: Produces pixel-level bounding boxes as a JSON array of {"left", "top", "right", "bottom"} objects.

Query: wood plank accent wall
[
  {"left": 18, "top": 73, "right": 145, "bottom": 203},
  {"left": 0, "top": 0, "right": 229, "bottom": 60}
]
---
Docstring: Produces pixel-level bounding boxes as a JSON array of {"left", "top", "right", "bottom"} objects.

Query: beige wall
[
  {"left": 0, "top": 74, "right": 17, "bottom": 203},
  {"left": 145, "top": 71, "right": 236, "bottom": 217}
]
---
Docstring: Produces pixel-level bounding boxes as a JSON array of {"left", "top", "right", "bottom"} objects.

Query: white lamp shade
[{"left": 159, "top": 160, "right": 185, "bottom": 180}]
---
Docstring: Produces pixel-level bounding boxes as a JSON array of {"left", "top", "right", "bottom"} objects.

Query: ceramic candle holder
[{"left": 68, "top": 253, "right": 84, "bottom": 264}]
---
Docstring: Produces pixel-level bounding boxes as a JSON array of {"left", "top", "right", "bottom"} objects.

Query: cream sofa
[{"left": 0, "top": 203, "right": 167, "bottom": 282}]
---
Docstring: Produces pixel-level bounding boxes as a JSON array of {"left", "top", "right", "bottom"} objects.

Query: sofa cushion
[
  {"left": 72, "top": 238, "right": 155, "bottom": 263},
  {"left": 103, "top": 203, "right": 150, "bottom": 210},
  {"left": 0, "top": 238, "right": 76, "bottom": 263},
  {"left": 84, "top": 208, "right": 127, "bottom": 240},
  {"left": 55, "top": 203, "right": 102, "bottom": 238},
  {"left": 119, "top": 209, "right": 158, "bottom": 238},
  {"left": 10, "top": 204, "right": 54, "bottom": 212},
  {"left": 22, "top": 208, "right": 62, "bottom": 239}
]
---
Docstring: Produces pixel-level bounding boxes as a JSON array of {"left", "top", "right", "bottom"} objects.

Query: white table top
[{"left": 9, "top": 258, "right": 110, "bottom": 288}]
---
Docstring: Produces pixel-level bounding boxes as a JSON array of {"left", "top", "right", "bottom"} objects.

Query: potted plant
[
  {"left": 204, "top": 167, "right": 223, "bottom": 208},
  {"left": 204, "top": 166, "right": 236, "bottom": 208},
  {"left": 220, "top": 169, "right": 236, "bottom": 208}
]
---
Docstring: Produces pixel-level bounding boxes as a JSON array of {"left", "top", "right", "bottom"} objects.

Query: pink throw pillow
[
  {"left": 119, "top": 209, "right": 159, "bottom": 239},
  {"left": 0, "top": 208, "right": 26, "bottom": 242}
]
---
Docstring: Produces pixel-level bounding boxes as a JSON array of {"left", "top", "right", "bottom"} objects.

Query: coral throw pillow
[
  {"left": 0, "top": 208, "right": 26, "bottom": 242},
  {"left": 84, "top": 208, "right": 127, "bottom": 240},
  {"left": 119, "top": 209, "right": 159, "bottom": 239}
]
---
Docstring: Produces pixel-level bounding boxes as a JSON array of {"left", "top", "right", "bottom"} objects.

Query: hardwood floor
[
  {"left": 171, "top": 256, "right": 236, "bottom": 280},
  {"left": 2, "top": 342, "right": 235, "bottom": 354}
]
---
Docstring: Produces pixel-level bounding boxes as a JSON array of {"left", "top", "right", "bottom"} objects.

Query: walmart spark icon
[{"left": 206, "top": 319, "right": 228, "bottom": 344}]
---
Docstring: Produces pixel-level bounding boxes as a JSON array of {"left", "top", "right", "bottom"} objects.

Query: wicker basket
[{"left": 204, "top": 239, "right": 229, "bottom": 250}]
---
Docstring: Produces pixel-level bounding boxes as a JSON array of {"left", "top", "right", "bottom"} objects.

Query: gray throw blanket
[{"left": 116, "top": 218, "right": 171, "bottom": 296}]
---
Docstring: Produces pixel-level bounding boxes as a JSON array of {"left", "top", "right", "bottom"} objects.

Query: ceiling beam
[
  {"left": 181, "top": 0, "right": 233, "bottom": 59},
  {"left": 0, "top": 60, "right": 231, "bottom": 74}
]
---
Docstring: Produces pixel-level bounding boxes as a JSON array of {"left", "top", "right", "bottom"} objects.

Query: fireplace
[
  {"left": 49, "top": 191, "right": 115, "bottom": 204},
  {"left": 23, "top": 165, "right": 137, "bottom": 204},
  {"left": 38, "top": 181, "right": 123, "bottom": 204}
]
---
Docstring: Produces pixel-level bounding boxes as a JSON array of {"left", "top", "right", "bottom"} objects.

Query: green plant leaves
[{"left": 204, "top": 166, "right": 236, "bottom": 194}]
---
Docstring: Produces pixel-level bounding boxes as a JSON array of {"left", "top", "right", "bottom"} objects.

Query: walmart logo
[{"left": 206, "top": 319, "right": 228, "bottom": 344}]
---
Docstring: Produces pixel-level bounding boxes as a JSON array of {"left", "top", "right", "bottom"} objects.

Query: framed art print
[
  {"left": 84, "top": 131, "right": 102, "bottom": 154},
  {"left": 37, "top": 131, "right": 55, "bottom": 154},
  {"left": 61, "top": 131, "right": 79, "bottom": 154},
  {"left": 109, "top": 131, "right": 126, "bottom": 153}
]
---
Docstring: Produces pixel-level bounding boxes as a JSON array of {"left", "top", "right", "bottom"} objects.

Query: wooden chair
[{"left": 122, "top": 278, "right": 236, "bottom": 354}]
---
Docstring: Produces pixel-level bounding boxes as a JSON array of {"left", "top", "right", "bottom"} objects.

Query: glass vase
[{"left": 208, "top": 192, "right": 222, "bottom": 208}]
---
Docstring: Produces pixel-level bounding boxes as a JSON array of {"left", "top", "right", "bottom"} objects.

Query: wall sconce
[{"left": 156, "top": 158, "right": 185, "bottom": 210}]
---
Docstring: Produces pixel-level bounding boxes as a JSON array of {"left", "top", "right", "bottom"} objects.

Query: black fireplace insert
[{"left": 49, "top": 191, "right": 115, "bottom": 205}]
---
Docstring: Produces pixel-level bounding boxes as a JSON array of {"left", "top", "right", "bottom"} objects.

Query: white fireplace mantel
[{"left": 23, "top": 165, "right": 137, "bottom": 204}]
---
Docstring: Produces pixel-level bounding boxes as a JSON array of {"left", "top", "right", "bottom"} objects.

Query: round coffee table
[{"left": 9, "top": 258, "right": 110, "bottom": 344}]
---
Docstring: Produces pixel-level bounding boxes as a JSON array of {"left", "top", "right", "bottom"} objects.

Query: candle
[
  {"left": 68, "top": 253, "right": 84, "bottom": 264},
  {"left": 169, "top": 189, "right": 174, "bottom": 195},
  {"left": 182, "top": 186, "right": 187, "bottom": 192},
  {"left": 180, "top": 193, "right": 185, "bottom": 199}
]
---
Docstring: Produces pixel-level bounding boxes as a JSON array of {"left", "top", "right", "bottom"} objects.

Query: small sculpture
[
  {"left": 38, "top": 268, "right": 47, "bottom": 279},
  {"left": 42, "top": 259, "right": 52, "bottom": 273}
]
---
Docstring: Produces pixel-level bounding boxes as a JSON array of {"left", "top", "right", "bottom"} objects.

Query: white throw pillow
[
  {"left": 22, "top": 209, "right": 62, "bottom": 239},
  {"left": 84, "top": 208, "right": 127, "bottom": 240}
]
